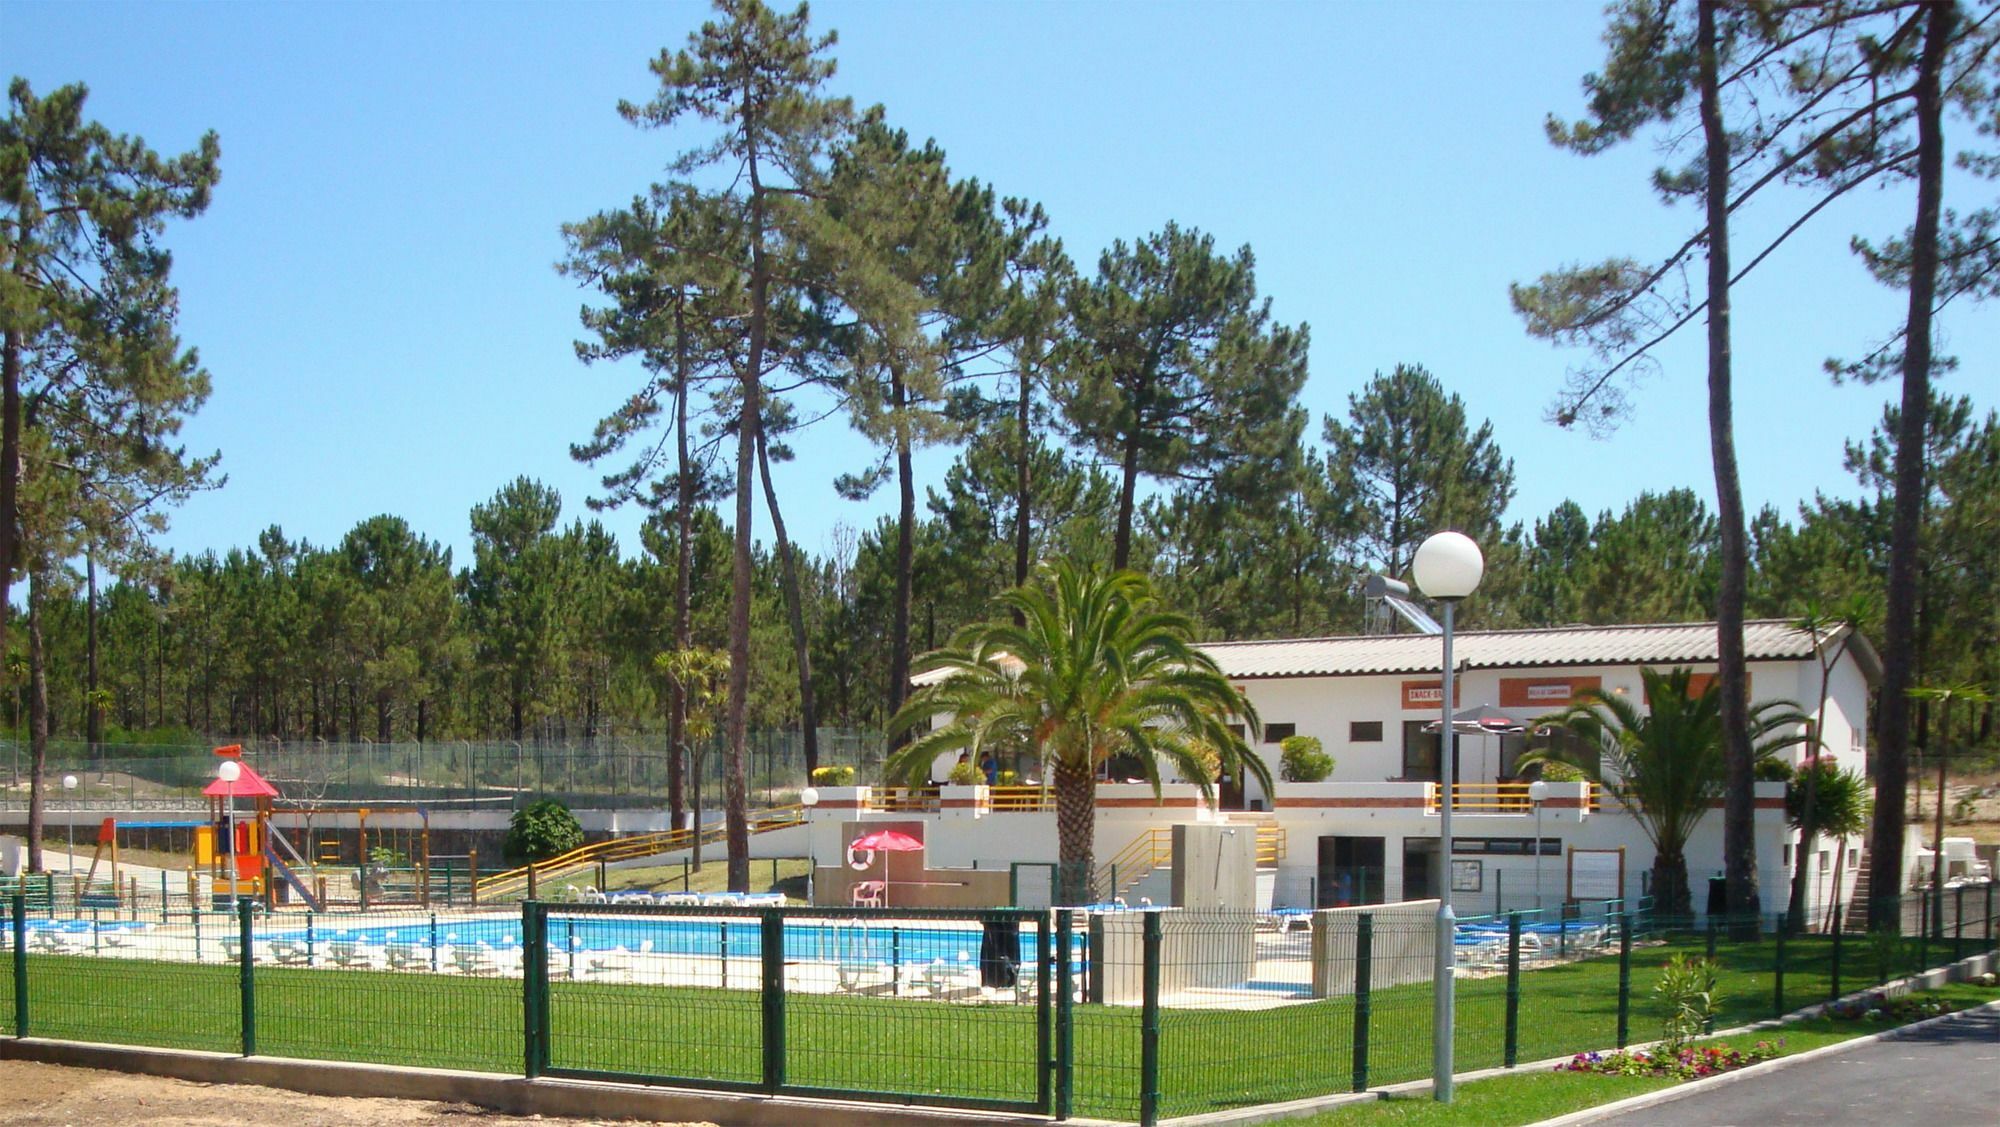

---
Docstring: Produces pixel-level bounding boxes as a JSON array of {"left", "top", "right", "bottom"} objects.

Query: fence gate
[
  {"left": 1011, "top": 862, "right": 1057, "bottom": 909},
  {"left": 532, "top": 903, "right": 1053, "bottom": 1114}
]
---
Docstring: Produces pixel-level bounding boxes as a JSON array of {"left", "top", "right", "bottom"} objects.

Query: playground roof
[{"left": 201, "top": 762, "right": 281, "bottom": 799}]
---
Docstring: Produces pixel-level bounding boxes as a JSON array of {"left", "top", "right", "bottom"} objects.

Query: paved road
[{"left": 1601, "top": 1005, "right": 2000, "bottom": 1126}]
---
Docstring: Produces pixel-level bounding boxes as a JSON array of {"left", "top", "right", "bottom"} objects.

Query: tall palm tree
[
  {"left": 886, "top": 561, "right": 1267, "bottom": 904},
  {"left": 1521, "top": 667, "right": 1806, "bottom": 920}
]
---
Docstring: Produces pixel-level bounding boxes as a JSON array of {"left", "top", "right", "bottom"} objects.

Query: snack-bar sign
[{"left": 1401, "top": 679, "right": 1462, "bottom": 709}]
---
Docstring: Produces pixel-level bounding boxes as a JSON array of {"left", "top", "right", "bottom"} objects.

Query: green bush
[
  {"left": 1654, "top": 954, "right": 1721, "bottom": 1052},
  {"left": 1279, "top": 735, "right": 1334, "bottom": 782},
  {"left": 996, "top": 768, "right": 1022, "bottom": 786},
  {"left": 1537, "top": 760, "right": 1586, "bottom": 783},
  {"left": 810, "top": 765, "right": 855, "bottom": 786},
  {"left": 505, "top": 799, "right": 584, "bottom": 864},
  {"left": 947, "top": 760, "right": 983, "bottom": 786},
  {"left": 1754, "top": 757, "right": 1795, "bottom": 782}
]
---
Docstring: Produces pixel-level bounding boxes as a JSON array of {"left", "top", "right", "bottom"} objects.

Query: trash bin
[
  {"left": 1706, "top": 876, "right": 1728, "bottom": 920},
  {"left": 979, "top": 920, "right": 1019, "bottom": 989}
]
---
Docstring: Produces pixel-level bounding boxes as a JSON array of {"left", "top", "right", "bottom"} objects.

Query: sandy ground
[{"left": 0, "top": 1061, "right": 718, "bottom": 1127}]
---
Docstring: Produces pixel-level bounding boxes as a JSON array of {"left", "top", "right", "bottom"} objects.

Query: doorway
[
  {"left": 1317, "top": 835, "right": 1385, "bottom": 907},
  {"left": 1402, "top": 837, "right": 1439, "bottom": 901}
]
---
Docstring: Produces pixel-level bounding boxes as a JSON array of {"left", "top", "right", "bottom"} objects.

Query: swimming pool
[{"left": 266, "top": 915, "right": 1080, "bottom": 967}]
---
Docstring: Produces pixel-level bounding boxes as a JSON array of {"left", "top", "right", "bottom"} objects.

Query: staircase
[
  {"left": 473, "top": 803, "right": 804, "bottom": 902},
  {"left": 1842, "top": 844, "right": 1872, "bottom": 932}
]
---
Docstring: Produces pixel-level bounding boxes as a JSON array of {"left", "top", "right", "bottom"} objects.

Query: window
[
  {"left": 1349, "top": 721, "right": 1384, "bottom": 743},
  {"left": 1402, "top": 720, "right": 1441, "bottom": 780},
  {"left": 1225, "top": 723, "right": 1245, "bottom": 741},
  {"left": 1264, "top": 722, "right": 1297, "bottom": 744}
]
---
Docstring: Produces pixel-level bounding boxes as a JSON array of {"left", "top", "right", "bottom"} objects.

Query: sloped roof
[
  {"left": 201, "top": 761, "right": 282, "bottom": 799},
  {"left": 1201, "top": 620, "right": 1880, "bottom": 684}
]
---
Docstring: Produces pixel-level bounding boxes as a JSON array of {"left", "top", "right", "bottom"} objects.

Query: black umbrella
[{"left": 1422, "top": 704, "right": 1526, "bottom": 735}]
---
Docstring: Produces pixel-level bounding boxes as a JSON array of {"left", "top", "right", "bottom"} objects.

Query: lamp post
[
  {"left": 1529, "top": 780, "right": 1549, "bottom": 911},
  {"left": 62, "top": 774, "right": 79, "bottom": 874},
  {"left": 800, "top": 786, "right": 820, "bottom": 905},
  {"left": 1412, "top": 530, "right": 1483, "bottom": 1103},
  {"left": 217, "top": 760, "right": 241, "bottom": 898}
]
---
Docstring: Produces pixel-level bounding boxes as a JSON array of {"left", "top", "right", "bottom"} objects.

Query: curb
[{"left": 1527, "top": 997, "right": 2000, "bottom": 1127}]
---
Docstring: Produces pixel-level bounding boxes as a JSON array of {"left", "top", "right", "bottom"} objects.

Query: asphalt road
[{"left": 1601, "top": 1004, "right": 2000, "bottom": 1126}]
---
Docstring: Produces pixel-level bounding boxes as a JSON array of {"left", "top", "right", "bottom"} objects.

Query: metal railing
[
  {"left": 1427, "top": 781, "right": 1601, "bottom": 812},
  {"left": 474, "top": 804, "right": 805, "bottom": 902},
  {"left": 988, "top": 785, "right": 1054, "bottom": 812}
]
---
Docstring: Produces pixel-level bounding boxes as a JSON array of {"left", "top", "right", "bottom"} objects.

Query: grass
[
  {"left": 1290, "top": 979, "right": 2000, "bottom": 1126},
  {"left": 3, "top": 927, "right": 1993, "bottom": 1123}
]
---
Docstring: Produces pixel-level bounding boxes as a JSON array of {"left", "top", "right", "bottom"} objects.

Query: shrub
[
  {"left": 1537, "top": 760, "right": 1586, "bottom": 783},
  {"left": 810, "top": 765, "right": 855, "bottom": 786},
  {"left": 1755, "top": 757, "right": 1795, "bottom": 783},
  {"left": 1279, "top": 735, "right": 1334, "bottom": 782},
  {"left": 996, "top": 768, "right": 1022, "bottom": 786},
  {"left": 505, "top": 799, "right": 584, "bottom": 864},
  {"left": 1655, "top": 954, "right": 1721, "bottom": 1052},
  {"left": 947, "top": 760, "right": 982, "bottom": 786}
]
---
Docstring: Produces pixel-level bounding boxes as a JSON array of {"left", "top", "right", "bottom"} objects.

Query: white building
[{"left": 807, "top": 619, "right": 1876, "bottom": 923}]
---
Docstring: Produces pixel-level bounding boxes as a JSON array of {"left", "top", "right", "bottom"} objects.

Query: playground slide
[{"left": 264, "top": 846, "right": 324, "bottom": 912}]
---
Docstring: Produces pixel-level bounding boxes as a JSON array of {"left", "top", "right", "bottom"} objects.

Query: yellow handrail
[
  {"left": 1093, "top": 828, "right": 1172, "bottom": 901},
  {"left": 474, "top": 803, "right": 806, "bottom": 900},
  {"left": 863, "top": 787, "right": 940, "bottom": 813},
  {"left": 1256, "top": 823, "right": 1286, "bottom": 866},
  {"left": 988, "top": 785, "right": 1054, "bottom": 812},
  {"left": 1426, "top": 783, "right": 1601, "bottom": 812}
]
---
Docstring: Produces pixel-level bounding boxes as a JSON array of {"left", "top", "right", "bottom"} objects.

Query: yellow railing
[
  {"left": 1093, "top": 828, "right": 1173, "bottom": 902},
  {"left": 474, "top": 803, "right": 805, "bottom": 901},
  {"left": 1427, "top": 783, "right": 1600, "bottom": 813},
  {"left": 988, "top": 785, "right": 1054, "bottom": 812},
  {"left": 863, "top": 787, "right": 940, "bottom": 813},
  {"left": 1257, "top": 823, "right": 1286, "bottom": 866}
]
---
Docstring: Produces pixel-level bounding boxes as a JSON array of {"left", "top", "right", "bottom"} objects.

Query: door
[
  {"left": 1402, "top": 837, "right": 1439, "bottom": 901},
  {"left": 1317, "top": 835, "right": 1385, "bottom": 907}
]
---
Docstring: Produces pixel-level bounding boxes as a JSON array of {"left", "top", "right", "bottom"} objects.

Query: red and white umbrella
[{"left": 847, "top": 829, "right": 924, "bottom": 906}]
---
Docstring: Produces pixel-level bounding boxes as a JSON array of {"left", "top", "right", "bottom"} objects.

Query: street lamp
[
  {"left": 1529, "top": 779, "right": 1549, "bottom": 911},
  {"left": 1412, "top": 530, "right": 1483, "bottom": 1104},
  {"left": 61, "top": 774, "right": 78, "bottom": 874},
  {"left": 217, "top": 760, "right": 241, "bottom": 898},
  {"left": 800, "top": 786, "right": 820, "bottom": 906}
]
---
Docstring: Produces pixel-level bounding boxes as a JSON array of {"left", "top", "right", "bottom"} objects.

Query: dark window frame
[
  {"left": 1263, "top": 722, "right": 1297, "bottom": 745},
  {"left": 1349, "top": 721, "right": 1384, "bottom": 743}
]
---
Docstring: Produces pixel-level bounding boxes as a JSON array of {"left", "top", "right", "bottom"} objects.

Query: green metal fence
[{"left": 3, "top": 885, "right": 1994, "bottom": 1125}]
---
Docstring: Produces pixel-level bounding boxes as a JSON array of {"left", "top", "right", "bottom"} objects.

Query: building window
[
  {"left": 1402, "top": 720, "right": 1441, "bottom": 781},
  {"left": 1264, "top": 722, "right": 1297, "bottom": 744},
  {"left": 1350, "top": 721, "right": 1384, "bottom": 743}
]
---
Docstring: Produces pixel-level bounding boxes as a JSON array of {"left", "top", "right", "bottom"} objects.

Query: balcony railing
[{"left": 1428, "top": 782, "right": 1601, "bottom": 813}]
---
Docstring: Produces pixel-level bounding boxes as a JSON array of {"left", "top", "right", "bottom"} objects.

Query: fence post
[
  {"left": 1829, "top": 907, "right": 1843, "bottom": 1000},
  {"left": 1055, "top": 909, "right": 1074, "bottom": 1120},
  {"left": 521, "top": 901, "right": 546, "bottom": 1079},
  {"left": 238, "top": 897, "right": 256, "bottom": 1057},
  {"left": 760, "top": 911, "right": 786, "bottom": 1092},
  {"left": 1504, "top": 912, "right": 1522, "bottom": 1068},
  {"left": 1035, "top": 915, "right": 1052, "bottom": 1115},
  {"left": 1987, "top": 881, "right": 1995, "bottom": 951},
  {"left": 306, "top": 912, "right": 316, "bottom": 967},
  {"left": 430, "top": 913, "right": 440, "bottom": 973},
  {"left": 1352, "top": 913, "right": 1372, "bottom": 1092},
  {"left": 1705, "top": 917, "right": 1718, "bottom": 962},
  {"left": 1140, "top": 910, "right": 1162, "bottom": 1127},
  {"left": 1773, "top": 915, "right": 1786, "bottom": 1018},
  {"left": 1616, "top": 913, "right": 1632, "bottom": 1048},
  {"left": 1953, "top": 885, "right": 1964, "bottom": 964},
  {"left": 12, "top": 892, "right": 26, "bottom": 1037},
  {"left": 1917, "top": 890, "right": 1929, "bottom": 974}
]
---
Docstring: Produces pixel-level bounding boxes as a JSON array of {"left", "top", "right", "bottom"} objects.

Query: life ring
[{"left": 847, "top": 844, "right": 876, "bottom": 871}]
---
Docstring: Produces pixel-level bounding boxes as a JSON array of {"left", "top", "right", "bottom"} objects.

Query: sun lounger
[
  {"left": 737, "top": 892, "right": 786, "bottom": 908},
  {"left": 327, "top": 941, "right": 371, "bottom": 969},
  {"left": 452, "top": 944, "right": 502, "bottom": 976},
  {"left": 384, "top": 942, "right": 427, "bottom": 971},
  {"left": 29, "top": 929, "right": 77, "bottom": 954},
  {"left": 269, "top": 938, "right": 311, "bottom": 965},
  {"left": 920, "top": 954, "right": 980, "bottom": 1000}
]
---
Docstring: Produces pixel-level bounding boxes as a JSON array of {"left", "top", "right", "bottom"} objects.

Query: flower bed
[
  {"left": 1823, "top": 990, "right": 1961, "bottom": 1023},
  {"left": 1555, "top": 1039, "right": 1783, "bottom": 1080}
]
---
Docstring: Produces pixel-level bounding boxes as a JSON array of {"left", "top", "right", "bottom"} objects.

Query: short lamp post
[
  {"left": 217, "top": 760, "right": 241, "bottom": 898},
  {"left": 62, "top": 774, "right": 79, "bottom": 874},
  {"left": 1412, "top": 530, "right": 1484, "bottom": 1103},
  {"left": 1529, "top": 780, "right": 1550, "bottom": 911},
  {"left": 800, "top": 786, "right": 820, "bottom": 906}
]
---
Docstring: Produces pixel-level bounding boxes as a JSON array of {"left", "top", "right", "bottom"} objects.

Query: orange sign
[
  {"left": 1402, "top": 679, "right": 1462, "bottom": 710},
  {"left": 1500, "top": 676, "right": 1601, "bottom": 708}
]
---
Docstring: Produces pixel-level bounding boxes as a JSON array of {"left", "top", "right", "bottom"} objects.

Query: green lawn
[{"left": 3, "top": 928, "right": 1992, "bottom": 1123}]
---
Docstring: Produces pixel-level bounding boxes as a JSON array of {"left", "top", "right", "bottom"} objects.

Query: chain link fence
[{"left": 2, "top": 883, "right": 1993, "bottom": 1124}]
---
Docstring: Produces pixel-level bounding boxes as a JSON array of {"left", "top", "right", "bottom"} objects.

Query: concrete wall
[
  {"left": 1169, "top": 823, "right": 1257, "bottom": 911},
  {"left": 1089, "top": 908, "right": 1257, "bottom": 1005},
  {"left": 1311, "top": 899, "right": 1438, "bottom": 998}
]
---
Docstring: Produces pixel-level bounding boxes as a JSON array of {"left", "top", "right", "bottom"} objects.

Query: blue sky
[{"left": 7, "top": 0, "right": 1992, "bottom": 573}]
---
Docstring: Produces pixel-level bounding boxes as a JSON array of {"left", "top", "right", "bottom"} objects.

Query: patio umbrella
[
  {"left": 1424, "top": 704, "right": 1527, "bottom": 796},
  {"left": 848, "top": 829, "right": 925, "bottom": 906}
]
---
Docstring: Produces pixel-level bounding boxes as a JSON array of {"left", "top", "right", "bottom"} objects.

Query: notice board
[{"left": 1567, "top": 847, "right": 1625, "bottom": 902}]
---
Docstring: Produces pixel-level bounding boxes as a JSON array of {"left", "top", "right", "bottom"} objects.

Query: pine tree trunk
[
  {"left": 668, "top": 323, "right": 692, "bottom": 830},
  {"left": 724, "top": 136, "right": 765, "bottom": 895},
  {"left": 888, "top": 371, "right": 915, "bottom": 740},
  {"left": 1870, "top": 0, "right": 1954, "bottom": 931},
  {"left": 1054, "top": 755, "right": 1097, "bottom": 905},
  {"left": 86, "top": 548, "right": 102, "bottom": 744},
  {"left": 1014, "top": 355, "right": 1034, "bottom": 598},
  {"left": 756, "top": 419, "right": 819, "bottom": 773},
  {"left": 1114, "top": 432, "right": 1140, "bottom": 571},
  {"left": 1698, "top": 0, "right": 1760, "bottom": 931},
  {"left": 25, "top": 568, "right": 48, "bottom": 872}
]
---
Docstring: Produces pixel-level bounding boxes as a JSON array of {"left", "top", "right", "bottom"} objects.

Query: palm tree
[
  {"left": 1520, "top": 667, "right": 1806, "bottom": 921},
  {"left": 1785, "top": 756, "right": 1870, "bottom": 931},
  {"left": 886, "top": 561, "right": 1267, "bottom": 905}
]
